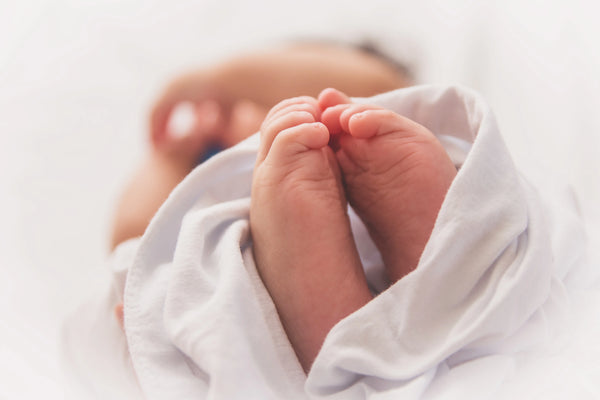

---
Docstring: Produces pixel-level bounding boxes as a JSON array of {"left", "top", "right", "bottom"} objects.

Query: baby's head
[
  {"left": 222, "top": 40, "right": 413, "bottom": 145},
  {"left": 264, "top": 40, "right": 413, "bottom": 98}
]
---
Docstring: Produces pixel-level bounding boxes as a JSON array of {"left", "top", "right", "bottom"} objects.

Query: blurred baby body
[
  {"left": 110, "top": 86, "right": 592, "bottom": 399},
  {"left": 61, "top": 42, "right": 597, "bottom": 399}
]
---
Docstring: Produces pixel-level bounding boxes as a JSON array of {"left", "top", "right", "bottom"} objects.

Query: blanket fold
[
  {"left": 306, "top": 87, "right": 558, "bottom": 398},
  {"left": 122, "top": 85, "right": 587, "bottom": 399}
]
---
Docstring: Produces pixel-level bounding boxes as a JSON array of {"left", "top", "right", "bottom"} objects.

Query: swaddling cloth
[{"left": 122, "top": 85, "right": 594, "bottom": 399}]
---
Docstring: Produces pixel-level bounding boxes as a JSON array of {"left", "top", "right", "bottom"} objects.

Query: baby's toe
[
  {"left": 342, "top": 107, "right": 424, "bottom": 139},
  {"left": 321, "top": 104, "right": 351, "bottom": 135},
  {"left": 258, "top": 99, "right": 322, "bottom": 164},
  {"left": 258, "top": 111, "right": 315, "bottom": 162},
  {"left": 317, "top": 88, "right": 352, "bottom": 110},
  {"left": 266, "top": 122, "right": 330, "bottom": 164},
  {"left": 263, "top": 96, "right": 320, "bottom": 125}
]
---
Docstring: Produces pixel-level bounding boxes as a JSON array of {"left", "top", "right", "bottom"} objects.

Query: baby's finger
[
  {"left": 150, "top": 78, "right": 193, "bottom": 145},
  {"left": 150, "top": 79, "right": 234, "bottom": 148},
  {"left": 150, "top": 98, "right": 176, "bottom": 147}
]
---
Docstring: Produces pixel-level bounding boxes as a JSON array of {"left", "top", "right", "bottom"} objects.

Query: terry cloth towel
[{"left": 122, "top": 85, "right": 596, "bottom": 399}]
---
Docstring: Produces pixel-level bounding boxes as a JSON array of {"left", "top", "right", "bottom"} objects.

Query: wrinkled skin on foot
[
  {"left": 250, "top": 96, "right": 372, "bottom": 373},
  {"left": 319, "top": 88, "right": 457, "bottom": 283}
]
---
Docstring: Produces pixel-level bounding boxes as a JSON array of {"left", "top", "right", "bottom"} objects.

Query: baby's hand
[
  {"left": 151, "top": 70, "right": 225, "bottom": 143},
  {"left": 150, "top": 70, "right": 268, "bottom": 165},
  {"left": 149, "top": 71, "right": 233, "bottom": 163}
]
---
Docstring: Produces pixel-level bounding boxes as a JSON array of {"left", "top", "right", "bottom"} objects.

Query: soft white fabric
[
  {"left": 119, "top": 85, "right": 597, "bottom": 399},
  {"left": 61, "top": 238, "right": 144, "bottom": 399}
]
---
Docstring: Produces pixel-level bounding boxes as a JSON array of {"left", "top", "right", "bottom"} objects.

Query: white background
[{"left": 1, "top": 0, "right": 599, "bottom": 397}]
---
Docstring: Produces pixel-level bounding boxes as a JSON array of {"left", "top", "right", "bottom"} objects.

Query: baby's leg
[
  {"left": 319, "top": 89, "right": 457, "bottom": 283},
  {"left": 250, "top": 96, "right": 372, "bottom": 372}
]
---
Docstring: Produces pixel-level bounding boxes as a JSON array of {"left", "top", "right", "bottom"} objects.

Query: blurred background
[{"left": 1, "top": 0, "right": 599, "bottom": 397}]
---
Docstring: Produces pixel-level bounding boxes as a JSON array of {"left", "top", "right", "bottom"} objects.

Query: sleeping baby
[{"left": 63, "top": 40, "right": 595, "bottom": 399}]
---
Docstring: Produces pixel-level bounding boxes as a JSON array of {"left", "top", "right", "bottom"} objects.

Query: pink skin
[
  {"left": 155, "top": 99, "right": 223, "bottom": 166},
  {"left": 155, "top": 99, "right": 268, "bottom": 169},
  {"left": 250, "top": 96, "right": 372, "bottom": 373},
  {"left": 110, "top": 100, "right": 267, "bottom": 249},
  {"left": 318, "top": 88, "right": 457, "bottom": 283},
  {"left": 110, "top": 101, "right": 268, "bottom": 318},
  {"left": 117, "top": 84, "right": 455, "bottom": 371}
]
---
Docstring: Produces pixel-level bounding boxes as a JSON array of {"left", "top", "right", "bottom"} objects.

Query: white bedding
[
  {"left": 1, "top": 0, "right": 599, "bottom": 398},
  {"left": 96, "top": 85, "right": 597, "bottom": 398}
]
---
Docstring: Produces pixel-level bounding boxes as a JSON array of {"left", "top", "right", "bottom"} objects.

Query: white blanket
[{"left": 116, "top": 85, "right": 597, "bottom": 399}]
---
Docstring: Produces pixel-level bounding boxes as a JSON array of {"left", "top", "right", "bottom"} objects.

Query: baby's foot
[
  {"left": 319, "top": 89, "right": 457, "bottom": 283},
  {"left": 250, "top": 96, "right": 372, "bottom": 372}
]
